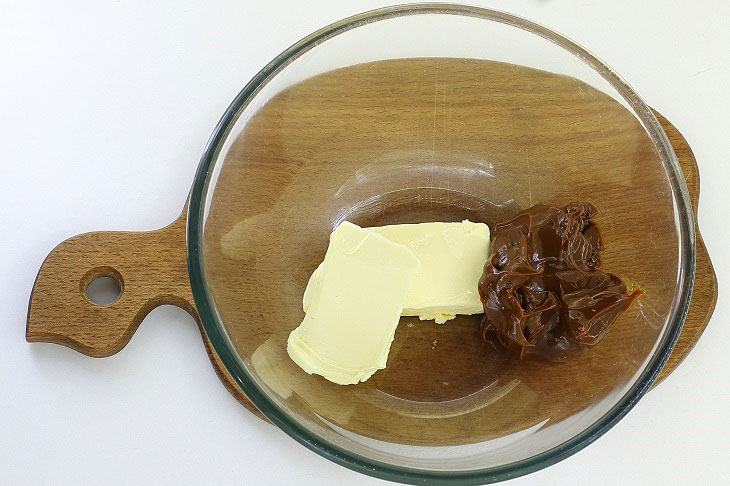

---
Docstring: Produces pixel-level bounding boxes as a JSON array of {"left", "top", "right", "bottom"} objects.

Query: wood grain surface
[
  {"left": 652, "top": 112, "right": 717, "bottom": 386},
  {"left": 26, "top": 59, "right": 716, "bottom": 434},
  {"left": 25, "top": 210, "right": 265, "bottom": 419}
]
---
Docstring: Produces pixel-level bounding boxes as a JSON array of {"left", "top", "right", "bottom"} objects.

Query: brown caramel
[{"left": 479, "top": 203, "right": 642, "bottom": 362}]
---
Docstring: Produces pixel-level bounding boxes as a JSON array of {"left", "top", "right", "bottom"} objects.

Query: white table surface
[{"left": 2, "top": 1, "right": 728, "bottom": 484}]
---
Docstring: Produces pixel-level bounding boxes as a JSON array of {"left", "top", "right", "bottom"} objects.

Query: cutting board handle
[{"left": 26, "top": 210, "right": 196, "bottom": 357}]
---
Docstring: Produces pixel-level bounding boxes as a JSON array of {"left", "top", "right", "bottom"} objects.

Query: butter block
[
  {"left": 374, "top": 221, "right": 490, "bottom": 323},
  {"left": 304, "top": 221, "right": 490, "bottom": 324},
  {"left": 288, "top": 221, "right": 420, "bottom": 385}
]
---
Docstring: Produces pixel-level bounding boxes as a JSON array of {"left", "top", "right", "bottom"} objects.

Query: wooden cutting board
[{"left": 26, "top": 62, "right": 717, "bottom": 422}]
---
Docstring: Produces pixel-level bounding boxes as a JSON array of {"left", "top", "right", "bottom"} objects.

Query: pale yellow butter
[
  {"left": 287, "top": 221, "right": 420, "bottom": 385},
  {"left": 304, "top": 220, "right": 490, "bottom": 324}
]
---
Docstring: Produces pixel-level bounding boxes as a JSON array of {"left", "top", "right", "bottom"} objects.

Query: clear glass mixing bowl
[{"left": 187, "top": 4, "right": 695, "bottom": 484}]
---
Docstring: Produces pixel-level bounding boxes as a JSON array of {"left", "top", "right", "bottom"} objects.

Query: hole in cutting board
[{"left": 85, "top": 276, "right": 123, "bottom": 306}]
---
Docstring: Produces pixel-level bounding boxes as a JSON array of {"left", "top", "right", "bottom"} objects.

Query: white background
[{"left": 2, "top": 1, "right": 728, "bottom": 484}]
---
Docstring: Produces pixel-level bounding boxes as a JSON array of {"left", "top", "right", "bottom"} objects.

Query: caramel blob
[{"left": 479, "top": 203, "right": 642, "bottom": 362}]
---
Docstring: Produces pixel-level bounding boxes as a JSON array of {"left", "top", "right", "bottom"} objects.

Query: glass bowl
[{"left": 187, "top": 4, "right": 695, "bottom": 484}]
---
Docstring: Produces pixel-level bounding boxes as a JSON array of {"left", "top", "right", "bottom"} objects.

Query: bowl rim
[{"left": 186, "top": 3, "right": 696, "bottom": 484}]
